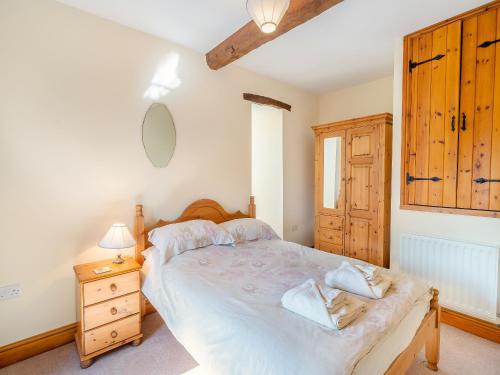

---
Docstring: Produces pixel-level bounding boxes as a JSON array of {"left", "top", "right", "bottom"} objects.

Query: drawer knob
[
  {"left": 329, "top": 236, "right": 333, "bottom": 239},
  {"left": 110, "top": 330, "right": 118, "bottom": 339},
  {"left": 109, "top": 283, "right": 117, "bottom": 292},
  {"left": 329, "top": 221, "right": 333, "bottom": 225},
  {"left": 110, "top": 307, "right": 117, "bottom": 315}
]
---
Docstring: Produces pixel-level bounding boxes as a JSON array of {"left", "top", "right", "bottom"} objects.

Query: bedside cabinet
[{"left": 73, "top": 258, "right": 143, "bottom": 368}]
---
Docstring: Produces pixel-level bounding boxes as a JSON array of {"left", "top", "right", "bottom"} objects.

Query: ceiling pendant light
[{"left": 246, "top": 0, "right": 290, "bottom": 34}]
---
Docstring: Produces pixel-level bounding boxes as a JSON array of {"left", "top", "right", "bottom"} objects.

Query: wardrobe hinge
[
  {"left": 478, "top": 38, "right": 500, "bottom": 48},
  {"left": 473, "top": 178, "right": 500, "bottom": 184},
  {"left": 406, "top": 173, "right": 443, "bottom": 184},
  {"left": 409, "top": 54, "right": 445, "bottom": 72}
]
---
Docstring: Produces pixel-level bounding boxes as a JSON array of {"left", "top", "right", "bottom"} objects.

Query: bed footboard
[{"left": 385, "top": 289, "right": 440, "bottom": 374}]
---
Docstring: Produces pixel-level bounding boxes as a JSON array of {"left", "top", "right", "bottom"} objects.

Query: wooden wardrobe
[
  {"left": 401, "top": 1, "right": 500, "bottom": 218},
  {"left": 312, "top": 113, "right": 392, "bottom": 267}
]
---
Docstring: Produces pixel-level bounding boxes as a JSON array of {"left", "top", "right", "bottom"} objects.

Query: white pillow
[
  {"left": 148, "top": 219, "right": 234, "bottom": 262},
  {"left": 219, "top": 218, "right": 279, "bottom": 243}
]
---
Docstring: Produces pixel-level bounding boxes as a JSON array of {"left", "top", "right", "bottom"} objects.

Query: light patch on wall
[{"left": 144, "top": 52, "right": 181, "bottom": 100}]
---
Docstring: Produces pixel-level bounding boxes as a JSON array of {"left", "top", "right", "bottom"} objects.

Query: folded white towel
[
  {"left": 329, "top": 297, "right": 367, "bottom": 329},
  {"left": 318, "top": 284, "right": 347, "bottom": 311},
  {"left": 355, "top": 264, "right": 378, "bottom": 281},
  {"left": 355, "top": 264, "right": 383, "bottom": 286},
  {"left": 325, "top": 261, "right": 392, "bottom": 299},
  {"left": 281, "top": 279, "right": 366, "bottom": 329}
]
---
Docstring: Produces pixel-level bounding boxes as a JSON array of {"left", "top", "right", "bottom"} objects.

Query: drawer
[
  {"left": 319, "top": 215, "right": 343, "bottom": 231},
  {"left": 84, "top": 292, "right": 140, "bottom": 330},
  {"left": 319, "top": 228, "right": 343, "bottom": 246},
  {"left": 319, "top": 242, "right": 343, "bottom": 256},
  {"left": 84, "top": 313, "right": 140, "bottom": 355},
  {"left": 83, "top": 271, "right": 139, "bottom": 306}
]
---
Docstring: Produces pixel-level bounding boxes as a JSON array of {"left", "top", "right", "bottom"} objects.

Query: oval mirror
[{"left": 142, "top": 103, "right": 176, "bottom": 168}]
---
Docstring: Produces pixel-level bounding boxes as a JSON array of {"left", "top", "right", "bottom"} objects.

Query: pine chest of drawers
[{"left": 73, "top": 258, "right": 143, "bottom": 368}]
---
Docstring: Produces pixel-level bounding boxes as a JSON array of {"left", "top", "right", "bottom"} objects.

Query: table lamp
[{"left": 98, "top": 223, "right": 136, "bottom": 264}]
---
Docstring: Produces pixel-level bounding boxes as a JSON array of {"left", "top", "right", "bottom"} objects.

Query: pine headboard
[{"left": 134, "top": 196, "right": 256, "bottom": 264}]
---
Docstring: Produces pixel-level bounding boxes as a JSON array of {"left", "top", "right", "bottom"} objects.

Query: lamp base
[{"left": 113, "top": 254, "right": 125, "bottom": 264}]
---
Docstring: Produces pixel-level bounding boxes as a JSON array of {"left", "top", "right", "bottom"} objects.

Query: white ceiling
[{"left": 59, "top": 0, "right": 490, "bottom": 93}]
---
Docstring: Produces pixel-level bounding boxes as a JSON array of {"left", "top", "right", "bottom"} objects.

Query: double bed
[{"left": 134, "top": 197, "right": 440, "bottom": 375}]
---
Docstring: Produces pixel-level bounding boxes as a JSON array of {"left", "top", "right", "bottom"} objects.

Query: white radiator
[{"left": 400, "top": 234, "right": 500, "bottom": 323}]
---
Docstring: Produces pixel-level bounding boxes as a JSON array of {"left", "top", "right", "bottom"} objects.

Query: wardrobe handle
[
  {"left": 451, "top": 115, "right": 456, "bottom": 132},
  {"left": 473, "top": 178, "right": 500, "bottom": 184},
  {"left": 461, "top": 113, "right": 466, "bottom": 131}
]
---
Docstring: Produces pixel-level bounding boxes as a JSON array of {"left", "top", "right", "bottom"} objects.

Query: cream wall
[
  {"left": 318, "top": 76, "right": 393, "bottom": 124},
  {"left": 0, "top": 0, "right": 318, "bottom": 345}
]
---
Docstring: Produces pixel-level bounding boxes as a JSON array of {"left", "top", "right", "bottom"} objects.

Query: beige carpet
[{"left": 1, "top": 313, "right": 499, "bottom": 375}]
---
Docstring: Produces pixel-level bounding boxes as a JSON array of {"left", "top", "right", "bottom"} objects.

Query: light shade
[
  {"left": 98, "top": 224, "right": 136, "bottom": 249},
  {"left": 246, "top": 0, "right": 290, "bottom": 33}
]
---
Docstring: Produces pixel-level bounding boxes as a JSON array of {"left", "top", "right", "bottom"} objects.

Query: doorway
[{"left": 251, "top": 104, "right": 283, "bottom": 237}]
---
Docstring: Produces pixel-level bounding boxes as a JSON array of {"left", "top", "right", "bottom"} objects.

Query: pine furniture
[
  {"left": 312, "top": 113, "right": 393, "bottom": 267},
  {"left": 73, "top": 258, "right": 143, "bottom": 368},
  {"left": 401, "top": 0, "right": 500, "bottom": 218},
  {"left": 134, "top": 197, "right": 440, "bottom": 373}
]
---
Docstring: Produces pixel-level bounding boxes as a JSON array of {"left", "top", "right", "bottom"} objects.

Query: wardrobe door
[
  {"left": 345, "top": 126, "right": 378, "bottom": 264},
  {"left": 458, "top": 9, "right": 500, "bottom": 210},
  {"left": 405, "top": 21, "right": 462, "bottom": 207}
]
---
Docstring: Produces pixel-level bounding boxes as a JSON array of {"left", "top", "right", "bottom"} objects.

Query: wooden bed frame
[{"left": 133, "top": 197, "right": 440, "bottom": 374}]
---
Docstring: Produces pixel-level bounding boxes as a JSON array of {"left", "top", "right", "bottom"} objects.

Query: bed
[{"left": 134, "top": 197, "right": 440, "bottom": 375}]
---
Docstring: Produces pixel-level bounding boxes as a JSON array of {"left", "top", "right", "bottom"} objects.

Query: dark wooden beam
[
  {"left": 206, "top": 0, "right": 343, "bottom": 70},
  {"left": 243, "top": 93, "right": 292, "bottom": 111}
]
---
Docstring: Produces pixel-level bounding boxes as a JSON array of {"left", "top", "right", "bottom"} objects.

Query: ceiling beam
[
  {"left": 243, "top": 93, "right": 292, "bottom": 111},
  {"left": 206, "top": 0, "right": 343, "bottom": 70}
]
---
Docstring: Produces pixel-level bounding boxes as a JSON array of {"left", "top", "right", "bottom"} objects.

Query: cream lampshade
[
  {"left": 246, "top": 0, "right": 290, "bottom": 33},
  {"left": 98, "top": 224, "right": 136, "bottom": 264}
]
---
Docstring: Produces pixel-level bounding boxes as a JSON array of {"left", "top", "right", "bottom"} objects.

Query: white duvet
[{"left": 145, "top": 239, "right": 430, "bottom": 375}]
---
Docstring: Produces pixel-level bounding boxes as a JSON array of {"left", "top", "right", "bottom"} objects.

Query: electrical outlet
[
  {"left": 291, "top": 224, "right": 299, "bottom": 232},
  {"left": 0, "top": 284, "right": 21, "bottom": 301}
]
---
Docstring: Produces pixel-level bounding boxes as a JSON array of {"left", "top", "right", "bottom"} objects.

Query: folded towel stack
[
  {"left": 281, "top": 279, "right": 366, "bottom": 330},
  {"left": 325, "top": 261, "right": 391, "bottom": 299}
]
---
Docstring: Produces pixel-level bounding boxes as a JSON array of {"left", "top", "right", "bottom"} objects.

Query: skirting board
[
  {"left": 1, "top": 304, "right": 496, "bottom": 368},
  {"left": 0, "top": 322, "right": 77, "bottom": 368},
  {"left": 0, "top": 300, "right": 157, "bottom": 369},
  {"left": 441, "top": 308, "right": 500, "bottom": 344}
]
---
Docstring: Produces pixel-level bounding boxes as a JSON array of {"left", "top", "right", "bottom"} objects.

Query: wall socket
[
  {"left": 0, "top": 284, "right": 22, "bottom": 301},
  {"left": 291, "top": 224, "right": 299, "bottom": 232}
]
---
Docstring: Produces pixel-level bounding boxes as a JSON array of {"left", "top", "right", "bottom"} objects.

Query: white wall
[
  {"left": 390, "top": 38, "right": 500, "bottom": 271},
  {"left": 251, "top": 104, "right": 284, "bottom": 237},
  {"left": 319, "top": 76, "right": 393, "bottom": 124},
  {"left": 0, "top": 0, "right": 317, "bottom": 345}
]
